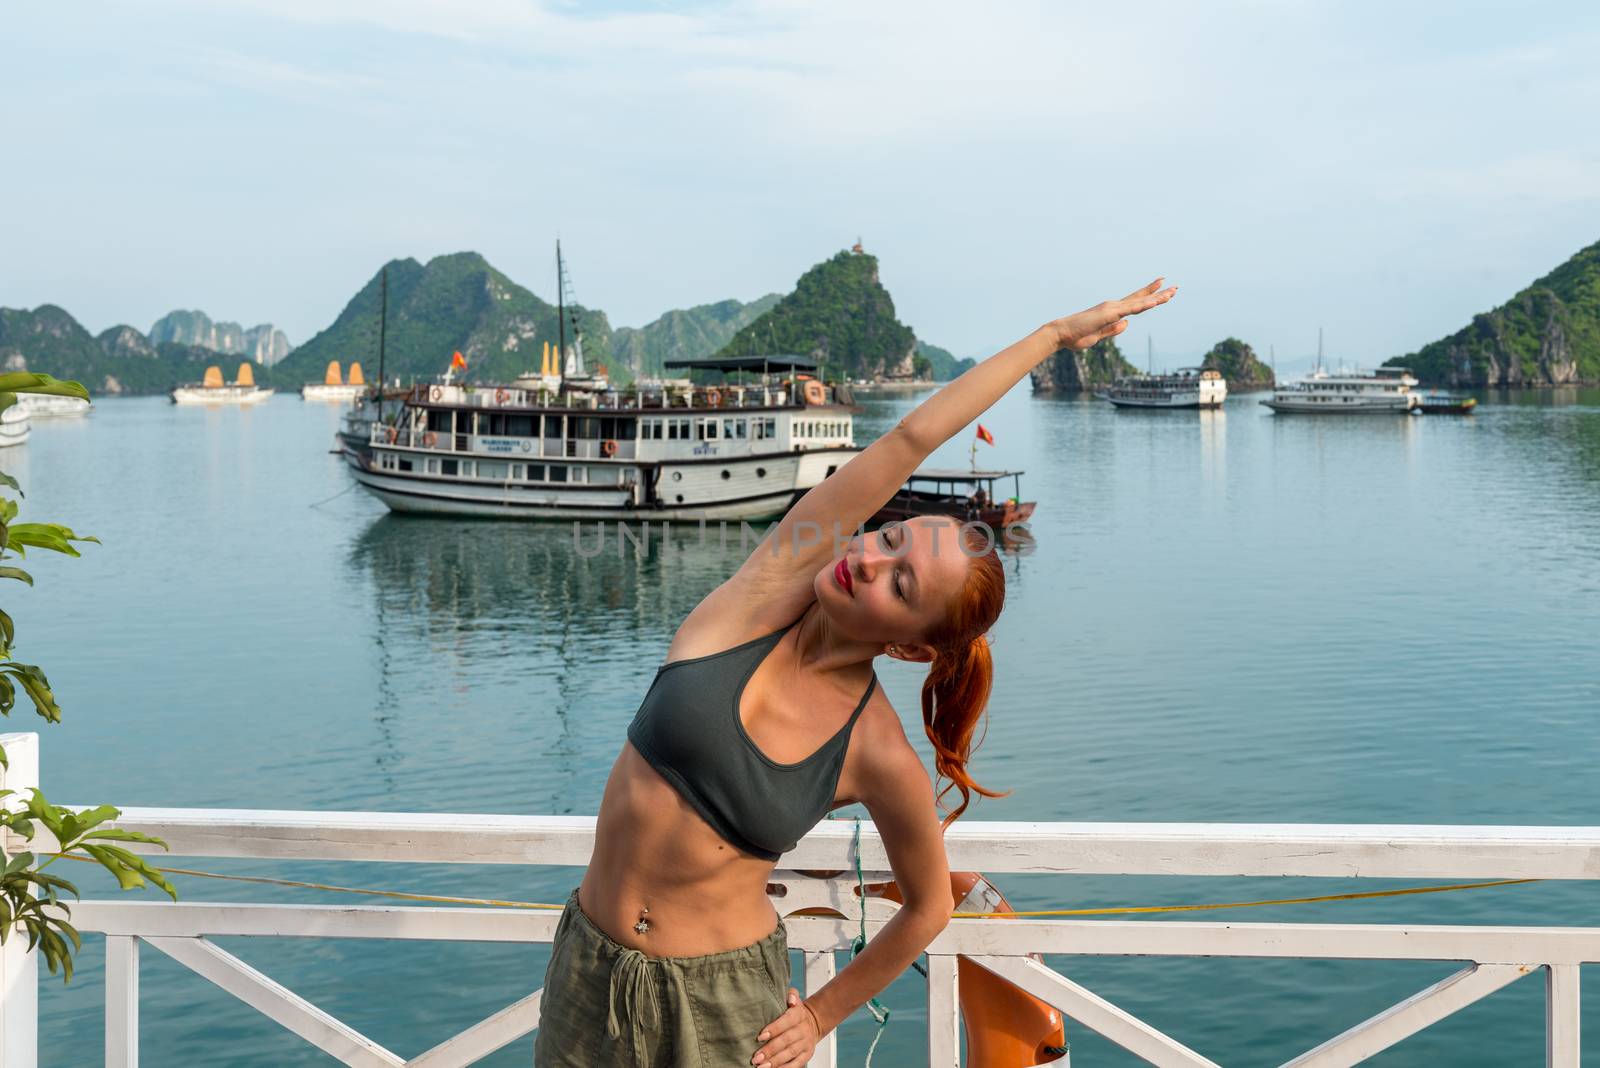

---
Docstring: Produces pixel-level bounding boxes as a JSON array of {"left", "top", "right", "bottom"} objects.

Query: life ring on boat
[
  {"left": 790, "top": 871, "right": 1067, "bottom": 1066},
  {"left": 802, "top": 380, "right": 827, "bottom": 406},
  {"left": 601, "top": 438, "right": 618, "bottom": 458},
  {"left": 706, "top": 388, "right": 723, "bottom": 408},
  {"left": 384, "top": 425, "right": 397, "bottom": 445},
  {"left": 422, "top": 431, "right": 437, "bottom": 448},
  {"left": 429, "top": 385, "right": 443, "bottom": 402},
  {"left": 495, "top": 388, "right": 509, "bottom": 404}
]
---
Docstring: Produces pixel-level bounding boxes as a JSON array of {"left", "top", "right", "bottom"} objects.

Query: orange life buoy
[
  {"left": 495, "top": 388, "right": 509, "bottom": 404},
  {"left": 706, "top": 388, "right": 723, "bottom": 408},
  {"left": 423, "top": 431, "right": 437, "bottom": 448},
  {"left": 429, "top": 385, "right": 443, "bottom": 402},
  {"left": 601, "top": 438, "right": 618, "bottom": 458},
  {"left": 790, "top": 871, "right": 1066, "bottom": 1066},
  {"left": 384, "top": 425, "right": 397, "bottom": 444},
  {"left": 802, "top": 380, "right": 826, "bottom": 406}
]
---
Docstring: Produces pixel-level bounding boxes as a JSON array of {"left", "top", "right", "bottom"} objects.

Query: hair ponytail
[{"left": 919, "top": 526, "right": 1009, "bottom": 827}]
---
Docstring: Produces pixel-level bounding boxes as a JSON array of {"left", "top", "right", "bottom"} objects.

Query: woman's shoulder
[
  {"left": 665, "top": 579, "right": 812, "bottom": 663},
  {"left": 850, "top": 686, "right": 926, "bottom": 779}
]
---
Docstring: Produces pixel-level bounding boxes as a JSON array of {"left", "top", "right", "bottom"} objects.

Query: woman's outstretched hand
[
  {"left": 1049, "top": 278, "right": 1178, "bottom": 351},
  {"left": 751, "top": 987, "right": 821, "bottom": 1065}
]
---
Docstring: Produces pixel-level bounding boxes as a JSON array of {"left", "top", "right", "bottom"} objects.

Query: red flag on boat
[
  {"left": 450, "top": 351, "right": 467, "bottom": 370},
  {"left": 976, "top": 424, "right": 994, "bottom": 446}
]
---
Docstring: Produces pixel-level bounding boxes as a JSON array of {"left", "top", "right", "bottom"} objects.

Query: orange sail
[
  {"left": 347, "top": 362, "right": 365, "bottom": 386},
  {"left": 324, "top": 361, "right": 343, "bottom": 385},
  {"left": 236, "top": 362, "right": 256, "bottom": 387},
  {"left": 203, "top": 366, "right": 223, "bottom": 388}
]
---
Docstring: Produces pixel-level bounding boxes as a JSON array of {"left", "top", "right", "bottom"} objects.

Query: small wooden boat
[
  {"left": 870, "top": 468, "right": 1036, "bottom": 530},
  {"left": 1418, "top": 390, "right": 1477, "bottom": 414}
]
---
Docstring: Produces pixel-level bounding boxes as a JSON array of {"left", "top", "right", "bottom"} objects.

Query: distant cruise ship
[
  {"left": 1103, "top": 367, "right": 1226, "bottom": 409},
  {"left": 171, "top": 363, "right": 274, "bottom": 406},
  {"left": 1260, "top": 367, "right": 1420, "bottom": 414}
]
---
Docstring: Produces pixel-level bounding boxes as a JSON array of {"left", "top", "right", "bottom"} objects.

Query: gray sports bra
[{"left": 626, "top": 619, "right": 877, "bottom": 861}]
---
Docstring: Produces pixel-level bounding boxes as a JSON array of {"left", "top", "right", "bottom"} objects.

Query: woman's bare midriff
[{"left": 577, "top": 741, "right": 784, "bottom": 957}]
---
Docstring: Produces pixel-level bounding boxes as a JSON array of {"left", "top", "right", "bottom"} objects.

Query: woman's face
[{"left": 814, "top": 516, "right": 973, "bottom": 647}]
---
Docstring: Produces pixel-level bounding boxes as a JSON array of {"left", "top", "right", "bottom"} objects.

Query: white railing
[{"left": 1, "top": 731, "right": 1595, "bottom": 1067}]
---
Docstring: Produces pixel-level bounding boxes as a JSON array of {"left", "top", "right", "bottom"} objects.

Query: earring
[{"left": 888, "top": 644, "right": 899, "bottom": 656}]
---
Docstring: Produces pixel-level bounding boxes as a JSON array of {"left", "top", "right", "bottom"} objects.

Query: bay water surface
[{"left": 12, "top": 382, "right": 1600, "bottom": 1065}]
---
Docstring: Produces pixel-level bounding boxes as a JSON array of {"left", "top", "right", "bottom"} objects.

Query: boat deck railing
[
  {"left": 1, "top": 732, "right": 1593, "bottom": 1067},
  {"left": 370, "top": 424, "right": 641, "bottom": 461},
  {"left": 403, "top": 384, "right": 796, "bottom": 412}
]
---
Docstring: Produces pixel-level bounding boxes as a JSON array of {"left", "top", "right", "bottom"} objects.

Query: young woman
[{"left": 534, "top": 279, "right": 1176, "bottom": 1067}]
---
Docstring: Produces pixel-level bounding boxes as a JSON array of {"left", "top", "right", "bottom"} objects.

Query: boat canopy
[
  {"left": 664, "top": 355, "right": 817, "bottom": 373},
  {"left": 909, "top": 468, "right": 1024, "bottom": 483}
]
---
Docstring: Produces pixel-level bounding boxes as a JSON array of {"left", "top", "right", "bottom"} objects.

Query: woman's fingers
[
  {"left": 1118, "top": 285, "right": 1178, "bottom": 317},
  {"left": 1119, "top": 277, "right": 1165, "bottom": 303}
]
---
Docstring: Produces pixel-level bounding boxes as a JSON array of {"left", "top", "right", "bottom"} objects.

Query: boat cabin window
[
  {"left": 696, "top": 418, "right": 719, "bottom": 441},
  {"left": 543, "top": 415, "right": 563, "bottom": 440},
  {"left": 427, "top": 410, "right": 452, "bottom": 433},
  {"left": 441, "top": 459, "right": 459, "bottom": 476},
  {"left": 723, "top": 418, "right": 746, "bottom": 439},
  {"left": 667, "top": 418, "right": 690, "bottom": 440},
  {"left": 478, "top": 461, "right": 509, "bottom": 480},
  {"left": 641, "top": 420, "right": 663, "bottom": 440},
  {"left": 549, "top": 465, "right": 568, "bottom": 483},
  {"left": 426, "top": 459, "right": 438, "bottom": 474},
  {"left": 526, "top": 464, "right": 546, "bottom": 481},
  {"left": 753, "top": 417, "right": 777, "bottom": 440}
]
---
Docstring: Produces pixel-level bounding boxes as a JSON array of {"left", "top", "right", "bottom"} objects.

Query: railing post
[
  {"left": 0, "top": 733, "right": 39, "bottom": 1068},
  {"left": 802, "top": 951, "right": 836, "bottom": 1068},
  {"left": 105, "top": 937, "right": 139, "bottom": 1068},
  {"left": 1547, "top": 964, "right": 1579, "bottom": 1067},
  {"left": 926, "top": 953, "right": 960, "bottom": 1068}
]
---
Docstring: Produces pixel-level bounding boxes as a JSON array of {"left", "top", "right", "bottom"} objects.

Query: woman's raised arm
[{"left": 762, "top": 281, "right": 1173, "bottom": 557}]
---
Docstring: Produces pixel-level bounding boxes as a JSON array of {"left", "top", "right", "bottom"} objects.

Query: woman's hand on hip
[
  {"left": 752, "top": 987, "right": 821, "bottom": 1066},
  {"left": 1049, "top": 278, "right": 1178, "bottom": 351}
]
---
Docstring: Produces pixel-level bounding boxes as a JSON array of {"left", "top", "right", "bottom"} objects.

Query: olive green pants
[{"left": 534, "top": 888, "right": 791, "bottom": 1067}]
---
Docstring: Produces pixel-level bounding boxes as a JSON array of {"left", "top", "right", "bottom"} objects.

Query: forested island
[{"left": 0, "top": 246, "right": 973, "bottom": 395}]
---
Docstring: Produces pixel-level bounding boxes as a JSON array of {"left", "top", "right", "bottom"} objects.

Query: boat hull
[
  {"left": 16, "top": 395, "right": 91, "bottom": 418},
  {"left": 1106, "top": 394, "right": 1223, "bottom": 409},
  {"left": 346, "top": 446, "right": 856, "bottom": 522},
  {"left": 0, "top": 407, "right": 30, "bottom": 448},
  {"left": 171, "top": 387, "right": 276, "bottom": 406},
  {"left": 1259, "top": 398, "right": 1414, "bottom": 413},
  {"left": 302, "top": 384, "right": 368, "bottom": 402}
]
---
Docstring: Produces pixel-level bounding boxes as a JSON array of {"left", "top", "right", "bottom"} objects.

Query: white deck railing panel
[
  {"left": 2, "top": 734, "right": 1597, "bottom": 1068},
  {"left": 17, "top": 808, "right": 1600, "bottom": 880}
]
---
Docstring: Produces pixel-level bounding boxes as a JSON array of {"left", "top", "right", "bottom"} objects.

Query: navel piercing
[{"left": 633, "top": 907, "right": 651, "bottom": 935}]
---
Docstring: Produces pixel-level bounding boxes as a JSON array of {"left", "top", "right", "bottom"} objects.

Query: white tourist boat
[
  {"left": 0, "top": 404, "right": 30, "bottom": 447},
  {"left": 303, "top": 361, "right": 368, "bottom": 403},
  {"left": 1103, "top": 367, "right": 1226, "bottom": 409},
  {"left": 348, "top": 355, "right": 859, "bottom": 520},
  {"left": 16, "top": 393, "right": 92, "bottom": 417},
  {"left": 171, "top": 363, "right": 275, "bottom": 406},
  {"left": 1260, "top": 367, "right": 1420, "bottom": 414}
]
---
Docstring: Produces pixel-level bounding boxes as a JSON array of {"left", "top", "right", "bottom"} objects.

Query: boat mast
[
  {"left": 556, "top": 241, "right": 565, "bottom": 377},
  {"left": 376, "top": 266, "right": 388, "bottom": 422},
  {"left": 1147, "top": 336, "right": 1153, "bottom": 374},
  {"left": 1317, "top": 326, "right": 1323, "bottom": 373}
]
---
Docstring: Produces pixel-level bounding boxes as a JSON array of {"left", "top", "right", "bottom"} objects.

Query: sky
[{"left": 3, "top": 0, "right": 1599, "bottom": 371}]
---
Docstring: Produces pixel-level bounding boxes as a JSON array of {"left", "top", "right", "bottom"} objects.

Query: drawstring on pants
[{"left": 607, "top": 947, "right": 663, "bottom": 1068}]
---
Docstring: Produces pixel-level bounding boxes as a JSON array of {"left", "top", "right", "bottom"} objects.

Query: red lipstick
[{"left": 834, "top": 558, "right": 853, "bottom": 596}]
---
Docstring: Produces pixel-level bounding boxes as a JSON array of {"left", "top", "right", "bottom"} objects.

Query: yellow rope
[
  {"left": 952, "top": 878, "right": 1541, "bottom": 918},
  {"left": 55, "top": 853, "right": 1541, "bottom": 918}
]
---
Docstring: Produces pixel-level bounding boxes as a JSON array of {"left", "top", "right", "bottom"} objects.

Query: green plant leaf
[
  {"left": 0, "top": 374, "right": 90, "bottom": 401},
  {"left": 0, "top": 567, "right": 34, "bottom": 586}
]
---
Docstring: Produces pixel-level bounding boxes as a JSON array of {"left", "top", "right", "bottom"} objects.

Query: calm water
[{"left": 11, "top": 383, "right": 1600, "bottom": 1066}]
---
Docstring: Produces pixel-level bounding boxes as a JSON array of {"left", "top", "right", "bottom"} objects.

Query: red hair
[{"left": 919, "top": 522, "right": 1008, "bottom": 827}]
